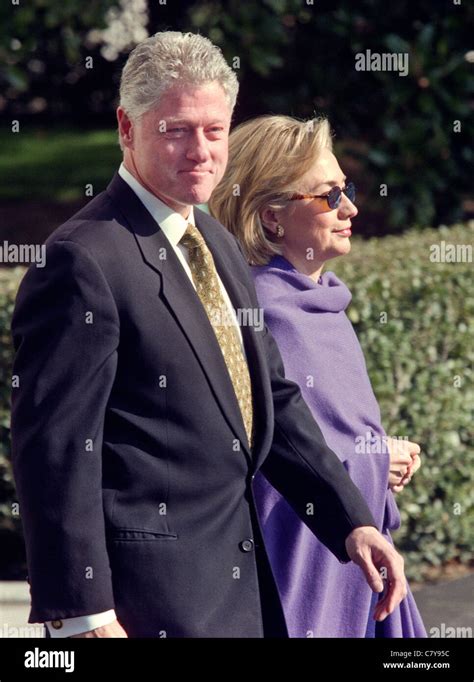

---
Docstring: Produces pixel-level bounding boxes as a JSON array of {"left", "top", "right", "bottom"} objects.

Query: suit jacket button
[
  {"left": 240, "top": 539, "right": 254, "bottom": 552},
  {"left": 51, "top": 620, "right": 63, "bottom": 630}
]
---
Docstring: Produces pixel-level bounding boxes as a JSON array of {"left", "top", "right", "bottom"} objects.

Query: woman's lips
[{"left": 333, "top": 227, "right": 352, "bottom": 237}]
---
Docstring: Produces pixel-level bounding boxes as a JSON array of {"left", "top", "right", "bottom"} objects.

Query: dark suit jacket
[{"left": 10, "top": 173, "right": 376, "bottom": 637}]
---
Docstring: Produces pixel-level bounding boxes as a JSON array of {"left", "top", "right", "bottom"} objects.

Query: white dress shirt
[
  {"left": 118, "top": 164, "right": 245, "bottom": 352},
  {"left": 46, "top": 164, "right": 247, "bottom": 637}
]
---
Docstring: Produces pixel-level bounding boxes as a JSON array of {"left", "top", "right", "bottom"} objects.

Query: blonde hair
[
  {"left": 209, "top": 115, "right": 333, "bottom": 265},
  {"left": 118, "top": 31, "right": 239, "bottom": 149}
]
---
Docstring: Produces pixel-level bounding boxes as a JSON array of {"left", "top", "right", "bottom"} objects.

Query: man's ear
[
  {"left": 117, "top": 106, "right": 134, "bottom": 149},
  {"left": 260, "top": 207, "right": 280, "bottom": 234}
]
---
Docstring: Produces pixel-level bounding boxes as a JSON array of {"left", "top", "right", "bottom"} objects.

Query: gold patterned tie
[{"left": 179, "top": 223, "right": 254, "bottom": 449}]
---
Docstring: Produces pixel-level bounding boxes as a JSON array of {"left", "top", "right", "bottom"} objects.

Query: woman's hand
[
  {"left": 387, "top": 437, "right": 421, "bottom": 493},
  {"left": 394, "top": 447, "right": 421, "bottom": 492}
]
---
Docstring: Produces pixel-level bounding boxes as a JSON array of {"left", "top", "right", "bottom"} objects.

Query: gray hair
[{"left": 118, "top": 31, "right": 239, "bottom": 148}]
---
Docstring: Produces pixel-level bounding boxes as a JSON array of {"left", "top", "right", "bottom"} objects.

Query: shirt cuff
[{"left": 45, "top": 610, "right": 117, "bottom": 638}]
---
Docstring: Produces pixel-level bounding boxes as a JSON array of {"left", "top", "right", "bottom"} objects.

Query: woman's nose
[{"left": 338, "top": 195, "right": 358, "bottom": 219}]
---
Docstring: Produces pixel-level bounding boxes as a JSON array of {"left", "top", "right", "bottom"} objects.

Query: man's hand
[
  {"left": 345, "top": 526, "right": 407, "bottom": 621},
  {"left": 387, "top": 437, "right": 421, "bottom": 492},
  {"left": 69, "top": 619, "right": 128, "bottom": 638}
]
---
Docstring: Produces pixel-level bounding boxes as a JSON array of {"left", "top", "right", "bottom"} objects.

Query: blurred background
[
  {"left": 1, "top": 0, "right": 473, "bottom": 240},
  {"left": 0, "top": 0, "right": 473, "bottom": 634}
]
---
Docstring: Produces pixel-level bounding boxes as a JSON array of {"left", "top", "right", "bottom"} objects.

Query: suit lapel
[{"left": 106, "top": 173, "right": 272, "bottom": 463}]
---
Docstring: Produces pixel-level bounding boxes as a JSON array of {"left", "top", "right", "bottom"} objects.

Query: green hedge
[
  {"left": 0, "top": 223, "right": 473, "bottom": 581},
  {"left": 0, "top": 267, "right": 25, "bottom": 577},
  {"left": 332, "top": 222, "right": 473, "bottom": 580}
]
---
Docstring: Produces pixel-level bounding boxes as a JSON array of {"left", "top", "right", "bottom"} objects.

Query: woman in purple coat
[{"left": 209, "top": 115, "right": 426, "bottom": 638}]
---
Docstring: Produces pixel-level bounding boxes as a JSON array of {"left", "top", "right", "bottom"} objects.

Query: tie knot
[{"left": 180, "top": 223, "right": 206, "bottom": 250}]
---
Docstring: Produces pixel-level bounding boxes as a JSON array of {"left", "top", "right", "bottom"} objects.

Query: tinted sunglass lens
[
  {"left": 327, "top": 187, "right": 342, "bottom": 209},
  {"left": 345, "top": 182, "right": 356, "bottom": 203}
]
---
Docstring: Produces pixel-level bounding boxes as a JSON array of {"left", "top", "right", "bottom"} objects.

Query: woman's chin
[{"left": 334, "top": 238, "right": 352, "bottom": 257}]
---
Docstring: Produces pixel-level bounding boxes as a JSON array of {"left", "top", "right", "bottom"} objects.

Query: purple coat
[{"left": 251, "top": 255, "right": 426, "bottom": 637}]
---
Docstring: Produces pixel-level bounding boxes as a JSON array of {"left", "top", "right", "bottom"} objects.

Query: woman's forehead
[{"left": 303, "top": 151, "right": 344, "bottom": 188}]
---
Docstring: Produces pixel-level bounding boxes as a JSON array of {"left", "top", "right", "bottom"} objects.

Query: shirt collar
[{"left": 118, "top": 162, "right": 195, "bottom": 247}]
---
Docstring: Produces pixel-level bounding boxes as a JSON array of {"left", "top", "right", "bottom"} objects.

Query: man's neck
[{"left": 122, "top": 160, "right": 191, "bottom": 219}]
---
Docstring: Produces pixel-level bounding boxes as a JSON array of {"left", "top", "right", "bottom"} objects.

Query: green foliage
[
  {"left": 0, "top": 0, "right": 119, "bottom": 125},
  {"left": 332, "top": 222, "right": 474, "bottom": 580},
  {"left": 0, "top": 0, "right": 115, "bottom": 89},
  {"left": 0, "top": 128, "right": 121, "bottom": 200},
  {"left": 189, "top": 0, "right": 473, "bottom": 232},
  {"left": 0, "top": 267, "right": 24, "bottom": 576},
  {"left": 1, "top": 1, "right": 472, "bottom": 233},
  {"left": 0, "top": 224, "right": 472, "bottom": 580}
]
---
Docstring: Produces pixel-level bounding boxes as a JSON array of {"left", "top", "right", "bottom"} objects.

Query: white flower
[{"left": 86, "top": 0, "right": 149, "bottom": 62}]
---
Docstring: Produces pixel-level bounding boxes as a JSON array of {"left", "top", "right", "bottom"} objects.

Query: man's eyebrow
[
  {"left": 161, "top": 118, "right": 228, "bottom": 126},
  {"left": 161, "top": 118, "right": 188, "bottom": 126}
]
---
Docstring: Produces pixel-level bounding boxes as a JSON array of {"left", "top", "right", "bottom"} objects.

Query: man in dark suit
[{"left": 10, "top": 31, "right": 406, "bottom": 638}]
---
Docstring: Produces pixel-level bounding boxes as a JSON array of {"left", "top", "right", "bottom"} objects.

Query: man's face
[{"left": 117, "top": 82, "right": 232, "bottom": 217}]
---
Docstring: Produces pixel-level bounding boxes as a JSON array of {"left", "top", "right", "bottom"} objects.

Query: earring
[{"left": 276, "top": 224, "right": 285, "bottom": 238}]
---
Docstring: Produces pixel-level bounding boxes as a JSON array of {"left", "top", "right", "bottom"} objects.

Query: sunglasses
[{"left": 288, "top": 182, "right": 356, "bottom": 210}]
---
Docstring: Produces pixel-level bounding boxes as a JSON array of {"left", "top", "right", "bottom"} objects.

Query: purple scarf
[{"left": 252, "top": 255, "right": 426, "bottom": 638}]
